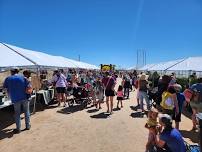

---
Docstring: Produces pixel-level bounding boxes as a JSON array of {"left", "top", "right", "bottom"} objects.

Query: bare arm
[
  {"left": 155, "top": 134, "right": 166, "bottom": 148},
  {"left": 173, "top": 93, "right": 179, "bottom": 114}
]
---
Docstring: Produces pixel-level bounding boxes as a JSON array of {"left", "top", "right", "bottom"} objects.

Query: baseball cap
[{"left": 10, "top": 67, "right": 19, "bottom": 73}]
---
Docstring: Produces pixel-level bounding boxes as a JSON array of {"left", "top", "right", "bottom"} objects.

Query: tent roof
[
  {"left": 2, "top": 43, "right": 99, "bottom": 69},
  {"left": 0, "top": 43, "right": 35, "bottom": 68},
  {"left": 138, "top": 64, "right": 156, "bottom": 71},
  {"left": 149, "top": 59, "right": 185, "bottom": 71},
  {"left": 4, "top": 43, "right": 77, "bottom": 68},
  {"left": 167, "top": 57, "right": 202, "bottom": 71}
]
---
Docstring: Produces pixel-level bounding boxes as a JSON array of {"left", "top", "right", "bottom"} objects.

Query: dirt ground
[{"left": 0, "top": 78, "right": 199, "bottom": 152}]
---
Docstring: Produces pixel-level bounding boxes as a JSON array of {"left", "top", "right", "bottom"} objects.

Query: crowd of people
[{"left": 2, "top": 68, "right": 202, "bottom": 152}]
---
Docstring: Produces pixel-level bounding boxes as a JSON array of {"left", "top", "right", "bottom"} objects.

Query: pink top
[{"left": 117, "top": 91, "right": 123, "bottom": 97}]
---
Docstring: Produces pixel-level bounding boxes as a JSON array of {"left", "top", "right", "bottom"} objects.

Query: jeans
[
  {"left": 124, "top": 88, "right": 130, "bottom": 98},
  {"left": 13, "top": 100, "right": 30, "bottom": 130},
  {"left": 139, "top": 91, "right": 151, "bottom": 111}
]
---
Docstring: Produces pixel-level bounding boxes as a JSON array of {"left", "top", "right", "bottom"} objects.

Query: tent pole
[
  {"left": 32, "top": 66, "right": 40, "bottom": 114},
  {"left": 164, "top": 58, "right": 187, "bottom": 71}
]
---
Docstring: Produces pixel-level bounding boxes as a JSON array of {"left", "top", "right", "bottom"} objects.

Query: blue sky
[{"left": 0, "top": 0, "right": 202, "bottom": 68}]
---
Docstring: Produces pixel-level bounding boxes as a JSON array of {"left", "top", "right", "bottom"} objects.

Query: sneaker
[
  {"left": 25, "top": 125, "right": 31, "bottom": 130},
  {"left": 13, "top": 129, "right": 21, "bottom": 134}
]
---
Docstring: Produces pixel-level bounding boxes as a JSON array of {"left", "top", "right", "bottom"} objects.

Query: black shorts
[
  {"left": 162, "top": 108, "right": 174, "bottom": 117},
  {"left": 172, "top": 112, "right": 182, "bottom": 122},
  {"left": 117, "top": 97, "right": 123, "bottom": 100},
  {"left": 56, "top": 87, "right": 66, "bottom": 93},
  {"left": 105, "top": 89, "right": 115, "bottom": 97}
]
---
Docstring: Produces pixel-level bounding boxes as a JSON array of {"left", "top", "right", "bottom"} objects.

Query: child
[
  {"left": 117, "top": 85, "right": 124, "bottom": 109},
  {"left": 145, "top": 108, "right": 158, "bottom": 152},
  {"left": 95, "top": 79, "right": 104, "bottom": 109}
]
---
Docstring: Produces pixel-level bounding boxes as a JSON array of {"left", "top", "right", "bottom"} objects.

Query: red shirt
[{"left": 102, "top": 77, "right": 115, "bottom": 90}]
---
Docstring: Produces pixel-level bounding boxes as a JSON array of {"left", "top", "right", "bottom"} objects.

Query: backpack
[
  {"left": 134, "top": 80, "right": 138, "bottom": 89},
  {"left": 183, "top": 89, "right": 193, "bottom": 103},
  {"left": 160, "top": 91, "right": 174, "bottom": 110}
]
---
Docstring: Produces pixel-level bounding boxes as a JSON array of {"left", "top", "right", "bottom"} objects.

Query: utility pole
[
  {"left": 78, "top": 55, "right": 80, "bottom": 61},
  {"left": 136, "top": 49, "right": 147, "bottom": 70},
  {"left": 136, "top": 50, "right": 139, "bottom": 70},
  {"left": 145, "top": 50, "right": 147, "bottom": 65}
]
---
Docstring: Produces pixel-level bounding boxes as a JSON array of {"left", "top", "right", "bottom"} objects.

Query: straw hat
[
  {"left": 139, "top": 73, "right": 147, "bottom": 80},
  {"left": 173, "top": 84, "right": 182, "bottom": 92}
]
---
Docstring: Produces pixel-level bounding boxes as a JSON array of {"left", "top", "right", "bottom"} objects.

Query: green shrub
[{"left": 176, "top": 77, "right": 189, "bottom": 91}]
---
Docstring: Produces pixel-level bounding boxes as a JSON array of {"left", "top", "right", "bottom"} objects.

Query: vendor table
[
  {"left": 36, "top": 89, "right": 54, "bottom": 105},
  {"left": 0, "top": 95, "right": 36, "bottom": 109},
  {"left": 0, "top": 98, "right": 12, "bottom": 109}
]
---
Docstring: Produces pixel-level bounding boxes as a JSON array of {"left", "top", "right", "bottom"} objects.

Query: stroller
[{"left": 68, "top": 86, "right": 92, "bottom": 108}]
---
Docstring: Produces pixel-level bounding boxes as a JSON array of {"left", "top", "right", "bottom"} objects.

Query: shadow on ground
[
  {"left": 130, "top": 105, "right": 140, "bottom": 111},
  {"left": 0, "top": 107, "right": 14, "bottom": 130},
  {"left": 130, "top": 112, "right": 144, "bottom": 118},
  {"left": 90, "top": 112, "right": 110, "bottom": 119},
  {"left": 180, "top": 130, "right": 199, "bottom": 144},
  {"left": 0, "top": 106, "right": 15, "bottom": 140},
  {"left": 113, "top": 107, "right": 121, "bottom": 111},
  {"left": 87, "top": 109, "right": 99, "bottom": 113},
  {"left": 57, "top": 105, "right": 83, "bottom": 114},
  {"left": 0, "top": 129, "right": 14, "bottom": 140},
  {"left": 85, "top": 105, "right": 94, "bottom": 109}
]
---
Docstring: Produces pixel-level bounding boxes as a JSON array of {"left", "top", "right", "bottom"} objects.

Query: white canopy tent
[
  {"left": 0, "top": 43, "right": 35, "bottom": 68},
  {"left": 127, "top": 66, "right": 136, "bottom": 70},
  {"left": 149, "top": 59, "right": 185, "bottom": 71},
  {"left": 3, "top": 43, "right": 78, "bottom": 68},
  {"left": 138, "top": 64, "right": 156, "bottom": 71},
  {"left": 77, "top": 61, "right": 99, "bottom": 70},
  {"left": 1, "top": 43, "right": 99, "bottom": 70},
  {"left": 167, "top": 57, "right": 202, "bottom": 71},
  {"left": 135, "top": 57, "right": 202, "bottom": 77}
]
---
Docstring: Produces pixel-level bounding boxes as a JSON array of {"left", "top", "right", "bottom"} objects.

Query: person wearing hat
[
  {"left": 138, "top": 73, "right": 150, "bottom": 112},
  {"left": 155, "top": 114, "right": 186, "bottom": 152},
  {"left": 189, "top": 77, "right": 202, "bottom": 130},
  {"left": 3, "top": 68, "right": 31, "bottom": 134}
]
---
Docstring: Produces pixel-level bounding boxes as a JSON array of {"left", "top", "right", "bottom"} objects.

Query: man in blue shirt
[
  {"left": 156, "top": 114, "right": 186, "bottom": 152},
  {"left": 3, "top": 68, "right": 31, "bottom": 134}
]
